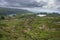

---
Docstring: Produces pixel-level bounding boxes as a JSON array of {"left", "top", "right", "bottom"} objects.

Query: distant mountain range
[{"left": 0, "top": 7, "right": 32, "bottom": 15}]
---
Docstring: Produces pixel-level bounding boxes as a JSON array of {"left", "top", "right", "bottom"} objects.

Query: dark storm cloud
[{"left": 0, "top": 0, "right": 47, "bottom": 7}]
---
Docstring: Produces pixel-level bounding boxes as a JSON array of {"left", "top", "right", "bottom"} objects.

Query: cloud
[
  {"left": 0, "top": 0, "right": 47, "bottom": 7},
  {"left": 0, "top": 0, "right": 8, "bottom": 7},
  {"left": 0, "top": 0, "right": 60, "bottom": 13}
]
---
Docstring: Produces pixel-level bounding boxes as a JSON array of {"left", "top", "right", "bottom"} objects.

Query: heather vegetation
[{"left": 0, "top": 11, "right": 60, "bottom": 40}]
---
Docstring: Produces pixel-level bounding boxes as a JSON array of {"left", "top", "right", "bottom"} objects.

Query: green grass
[{"left": 0, "top": 13, "right": 60, "bottom": 40}]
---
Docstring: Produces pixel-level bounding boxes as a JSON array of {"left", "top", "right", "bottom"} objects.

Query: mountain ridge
[{"left": 0, "top": 7, "right": 33, "bottom": 15}]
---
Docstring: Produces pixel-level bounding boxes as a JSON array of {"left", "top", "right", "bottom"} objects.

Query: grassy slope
[{"left": 0, "top": 13, "right": 60, "bottom": 40}]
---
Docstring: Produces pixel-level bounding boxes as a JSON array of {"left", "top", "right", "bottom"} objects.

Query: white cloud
[
  {"left": 35, "top": 0, "right": 41, "bottom": 2},
  {"left": 34, "top": 0, "right": 56, "bottom": 9},
  {"left": 0, "top": 1, "right": 8, "bottom": 7},
  {"left": 35, "top": 0, "right": 48, "bottom": 2}
]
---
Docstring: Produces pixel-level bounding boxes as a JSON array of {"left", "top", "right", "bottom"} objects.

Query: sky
[{"left": 0, "top": 0, "right": 60, "bottom": 13}]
